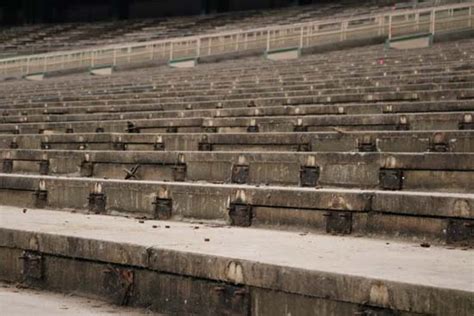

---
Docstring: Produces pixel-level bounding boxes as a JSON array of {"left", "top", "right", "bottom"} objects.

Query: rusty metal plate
[
  {"left": 20, "top": 251, "right": 43, "bottom": 280},
  {"left": 2, "top": 159, "right": 13, "bottom": 173},
  {"left": 88, "top": 193, "right": 107, "bottom": 214},
  {"left": 232, "top": 165, "right": 249, "bottom": 184},
  {"left": 103, "top": 265, "right": 135, "bottom": 306},
  {"left": 325, "top": 211, "right": 352, "bottom": 235},
  {"left": 447, "top": 219, "right": 473, "bottom": 246},
  {"left": 172, "top": 164, "right": 187, "bottom": 182},
  {"left": 379, "top": 169, "right": 403, "bottom": 190},
  {"left": 229, "top": 203, "right": 252, "bottom": 227},
  {"left": 153, "top": 198, "right": 172, "bottom": 220},
  {"left": 80, "top": 161, "right": 94, "bottom": 177},
  {"left": 300, "top": 166, "right": 320, "bottom": 187}
]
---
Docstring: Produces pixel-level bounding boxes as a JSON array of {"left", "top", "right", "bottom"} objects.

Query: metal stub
[
  {"left": 300, "top": 166, "right": 320, "bottom": 187},
  {"left": 198, "top": 141, "right": 213, "bottom": 151},
  {"left": 96, "top": 127, "right": 105, "bottom": 133},
  {"left": 212, "top": 285, "right": 250, "bottom": 315},
  {"left": 324, "top": 211, "right": 353, "bottom": 235},
  {"left": 247, "top": 125, "right": 259, "bottom": 133},
  {"left": 78, "top": 143, "right": 88, "bottom": 150},
  {"left": 446, "top": 219, "right": 473, "bottom": 246},
  {"left": 10, "top": 140, "right": 19, "bottom": 149},
  {"left": 38, "top": 160, "right": 50, "bottom": 175},
  {"left": 355, "top": 304, "right": 398, "bottom": 316},
  {"left": 103, "top": 266, "right": 135, "bottom": 306},
  {"left": 229, "top": 203, "right": 252, "bottom": 227},
  {"left": 396, "top": 115, "right": 410, "bottom": 130},
  {"left": 13, "top": 127, "right": 20, "bottom": 135},
  {"left": 65, "top": 127, "right": 74, "bottom": 134},
  {"left": 113, "top": 142, "right": 127, "bottom": 151},
  {"left": 358, "top": 136, "right": 377, "bottom": 152},
  {"left": 124, "top": 164, "right": 141, "bottom": 180},
  {"left": 172, "top": 163, "right": 187, "bottom": 182},
  {"left": 2, "top": 159, "right": 13, "bottom": 173},
  {"left": 231, "top": 165, "right": 249, "bottom": 184},
  {"left": 459, "top": 114, "right": 474, "bottom": 130},
  {"left": 19, "top": 251, "right": 43, "bottom": 281},
  {"left": 88, "top": 183, "right": 106, "bottom": 214},
  {"left": 154, "top": 142, "right": 165, "bottom": 151},
  {"left": 379, "top": 169, "right": 403, "bottom": 190},
  {"left": 40, "top": 142, "right": 51, "bottom": 150},
  {"left": 247, "top": 100, "right": 256, "bottom": 107},
  {"left": 80, "top": 161, "right": 94, "bottom": 177},
  {"left": 126, "top": 121, "right": 140, "bottom": 133},
  {"left": 166, "top": 126, "right": 178, "bottom": 133},
  {"left": 152, "top": 197, "right": 173, "bottom": 220},
  {"left": 33, "top": 185, "right": 48, "bottom": 209},
  {"left": 247, "top": 120, "right": 259, "bottom": 133},
  {"left": 294, "top": 125, "right": 308, "bottom": 132},
  {"left": 429, "top": 133, "right": 449, "bottom": 152},
  {"left": 204, "top": 126, "right": 218, "bottom": 133},
  {"left": 38, "top": 129, "right": 45, "bottom": 134},
  {"left": 297, "top": 143, "right": 311, "bottom": 152}
]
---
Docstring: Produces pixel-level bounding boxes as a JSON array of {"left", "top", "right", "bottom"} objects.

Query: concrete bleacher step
[
  {"left": 1, "top": 130, "right": 473, "bottom": 153},
  {"left": 0, "top": 173, "right": 472, "bottom": 245},
  {"left": 2, "top": 100, "right": 473, "bottom": 124},
  {"left": 0, "top": 111, "right": 472, "bottom": 135},
  {"left": 2, "top": 150, "right": 473, "bottom": 193},
  {"left": 0, "top": 207, "right": 472, "bottom": 315}
]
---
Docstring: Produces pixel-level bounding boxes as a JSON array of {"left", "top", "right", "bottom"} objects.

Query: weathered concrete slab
[
  {"left": 1, "top": 130, "right": 472, "bottom": 153},
  {"left": 1, "top": 100, "right": 474, "bottom": 125},
  {"left": 265, "top": 47, "right": 301, "bottom": 61},
  {"left": 90, "top": 66, "right": 114, "bottom": 76},
  {"left": 0, "top": 283, "right": 152, "bottom": 315},
  {"left": 23, "top": 73, "right": 45, "bottom": 81},
  {"left": 2, "top": 149, "right": 474, "bottom": 192},
  {"left": 0, "top": 173, "right": 472, "bottom": 243},
  {"left": 387, "top": 33, "right": 433, "bottom": 50},
  {"left": 0, "top": 110, "right": 472, "bottom": 134},
  {"left": 0, "top": 207, "right": 472, "bottom": 315},
  {"left": 169, "top": 57, "right": 198, "bottom": 68}
]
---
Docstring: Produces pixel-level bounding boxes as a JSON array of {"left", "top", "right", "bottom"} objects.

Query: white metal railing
[{"left": 0, "top": 2, "right": 473, "bottom": 77}]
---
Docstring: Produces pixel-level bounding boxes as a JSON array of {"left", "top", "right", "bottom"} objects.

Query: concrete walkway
[
  {"left": 0, "top": 206, "right": 473, "bottom": 314},
  {"left": 0, "top": 283, "right": 155, "bottom": 315}
]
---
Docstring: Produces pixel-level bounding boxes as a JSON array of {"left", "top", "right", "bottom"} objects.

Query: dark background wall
[{"left": 0, "top": 0, "right": 321, "bottom": 25}]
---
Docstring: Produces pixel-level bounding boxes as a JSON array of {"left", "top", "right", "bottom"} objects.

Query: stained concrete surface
[
  {"left": 0, "top": 282, "right": 156, "bottom": 315},
  {"left": 0, "top": 206, "right": 472, "bottom": 292}
]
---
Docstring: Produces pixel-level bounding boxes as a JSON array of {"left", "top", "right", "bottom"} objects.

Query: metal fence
[{"left": 0, "top": 2, "right": 473, "bottom": 77}]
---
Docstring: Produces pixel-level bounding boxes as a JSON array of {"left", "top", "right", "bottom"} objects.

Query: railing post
[
  {"left": 26, "top": 57, "right": 30, "bottom": 74},
  {"left": 208, "top": 37, "right": 212, "bottom": 55},
  {"left": 149, "top": 45, "right": 154, "bottom": 61},
  {"left": 170, "top": 42, "right": 174, "bottom": 60},
  {"left": 266, "top": 30, "right": 271, "bottom": 51},
  {"left": 431, "top": 9, "right": 436, "bottom": 34},
  {"left": 197, "top": 38, "right": 201, "bottom": 57},
  {"left": 377, "top": 16, "right": 382, "bottom": 36},
  {"left": 91, "top": 51, "right": 95, "bottom": 68},
  {"left": 340, "top": 21, "right": 348, "bottom": 41},
  {"left": 388, "top": 14, "right": 393, "bottom": 39},
  {"left": 43, "top": 57, "right": 47, "bottom": 72},
  {"left": 469, "top": 6, "right": 472, "bottom": 28},
  {"left": 299, "top": 26, "right": 304, "bottom": 48},
  {"left": 415, "top": 12, "right": 420, "bottom": 32},
  {"left": 113, "top": 49, "right": 117, "bottom": 65}
]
